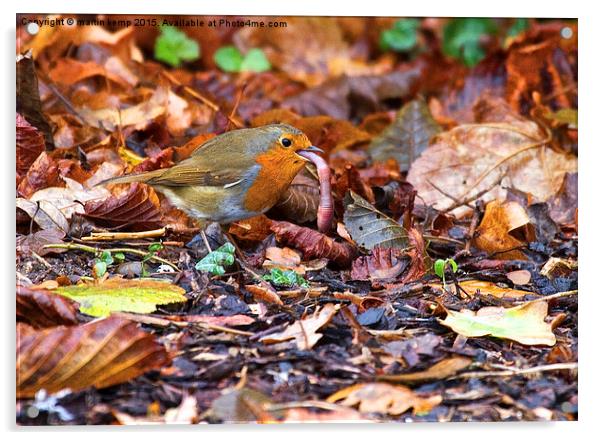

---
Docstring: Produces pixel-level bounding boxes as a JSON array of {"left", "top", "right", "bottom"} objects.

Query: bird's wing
[{"left": 145, "top": 163, "right": 251, "bottom": 188}]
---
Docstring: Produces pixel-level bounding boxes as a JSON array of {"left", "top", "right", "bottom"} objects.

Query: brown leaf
[
  {"left": 228, "top": 215, "right": 273, "bottom": 242},
  {"left": 244, "top": 284, "right": 284, "bottom": 306},
  {"left": 17, "top": 152, "right": 62, "bottom": 198},
  {"left": 16, "top": 229, "right": 66, "bottom": 256},
  {"left": 263, "top": 247, "right": 302, "bottom": 270},
  {"left": 432, "top": 279, "right": 536, "bottom": 299},
  {"left": 382, "top": 334, "right": 442, "bottom": 367},
  {"left": 16, "top": 113, "right": 44, "bottom": 181},
  {"left": 260, "top": 304, "right": 339, "bottom": 349},
  {"left": 351, "top": 247, "right": 408, "bottom": 281},
  {"left": 16, "top": 51, "right": 55, "bottom": 150},
  {"left": 270, "top": 220, "right": 356, "bottom": 267},
  {"left": 17, "top": 317, "right": 169, "bottom": 398},
  {"left": 547, "top": 172, "right": 577, "bottom": 225},
  {"left": 377, "top": 356, "right": 472, "bottom": 384},
  {"left": 368, "top": 98, "right": 442, "bottom": 172},
  {"left": 474, "top": 200, "right": 535, "bottom": 260},
  {"left": 327, "top": 383, "right": 442, "bottom": 416},
  {"left": 292, "top": 116, "right": 372, "bottom": 153},
  {"left": 271, "top": 180, "right": 320, "bottom": 224},
  {"left": 402, "top": 228, "right": 428, "bottom": 283},
  {"left": 17, "top": 285, "right": 80, "bottom": 328},
  {"left": 407, "top": 110, "right": 577, "bottom": 217},
  {"left": 47, "top": 58, "right": 135, "bottom": 89},
  {"left": 84, "top": 183, "right": 164, "bottom": 231}
]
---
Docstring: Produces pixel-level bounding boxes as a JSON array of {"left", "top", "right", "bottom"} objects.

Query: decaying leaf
[
  {"left": 270, "top": 220, "right": 356, "bottom": 267},
  {"left": 84, "top": 183, "right": 164, "bottom": 231},
  {"left": 327, "top": 383, "right": 442, "bottom": 416},
  {"left": 474, "top": 200, "right": 535, "bottom": 260},
  {"left": 378, "top": 356, "right": 473, "bottom": 384},
  {"left": 272, "top": 182, "right": 320, "bottom": 224},
  {"left": 407, "top": 119, "right": 577, "bottom": 217},
  {"left": 211, "top": 387, "right": 280, "bottom": 423},
  {"left": 228, "top": 215, "right": 272, "bottom": 242},
  {"left": 17, "top": 285, "right": 80, "bottom": 328},
  {"left": 351, "top": 247, "right": 408, "bottom": 281},
  {"left": 53, "top": 278, "right": 187, "bottom": 317},
  {"left": 343, "top": 191, "right": 408, "bottom": 250},
  {"left": 547, "top": 172, "right": 577, "bottom": 225},
  {"left": 432, "top": 279, "right": 537, "bottom": 299},
  {"left": 260, "top": 303, "right": 339, "bottom": 349},
  {"left": 16, "top": 229, "right": 66, "bottom": 256},
  {"left": 439, "top": 300, "right": 556, "bottom": 346},
  {"left": 245, "top": 284, "right": 284, "bottom": 306},
  {"left": 369, "top": 98, "right": 442, "bottom": 172},
  {"left": 17, "top": 317, "right": 169, "bottom": 398},
  {"left": 16, "top": 113, "right": 44, "bottom": 180}
]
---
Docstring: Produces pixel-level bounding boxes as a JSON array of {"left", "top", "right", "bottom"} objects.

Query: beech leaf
[{"left": 17, "top": 285, "right": 80, "bottom": 328}]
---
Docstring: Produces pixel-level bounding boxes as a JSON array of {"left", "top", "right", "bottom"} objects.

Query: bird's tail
[{"left": 97, "top": 169, "right": 165, "bottom": 186}]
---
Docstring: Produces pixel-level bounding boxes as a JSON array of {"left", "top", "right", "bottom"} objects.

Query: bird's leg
[{"left": 200, "top": 229, "right": 212, "bottom": 254}]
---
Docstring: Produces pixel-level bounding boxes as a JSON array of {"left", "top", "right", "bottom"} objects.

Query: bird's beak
[{"left": 297, "top": 145, "right": 324, "bottom": 161}]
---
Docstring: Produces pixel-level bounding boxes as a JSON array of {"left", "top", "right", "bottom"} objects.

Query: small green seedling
[
  {"left": 195, "top": 243, "right": 236, "bottom": 276},
  {"left": 263, "top": 268, "right": 309, "bottom": 288},
  {"left": 434, "top": 258, "right": 458, "bottom": 290},
  {"left": 154, "top": 25, "right": 200, "bottom": 67},
  {"left": 93, "top": 250, "right": 125, "bottom": 279},
  {"left": 380, "top": 18, "right": 420, "bottom": 53},
  {"left": 214, "top": 46, "right": 271, "bottom": 73},
  {"left": 141, "top": 242, "right": 164, "bottom": 277}
]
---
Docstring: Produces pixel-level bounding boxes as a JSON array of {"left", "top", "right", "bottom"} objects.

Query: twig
[
  {"left": 42, "top": 243, "right": 180, "bottom": 272},
  {"left": 226, "top": 82, "right": 246, "bottom": 131},
  {"left": 521, "top": 290, "right": 578, "bottom": 303},
  {"left": 451, "top": 362, "right": 577, "bottom": 380},
  {"left": 81, "top": 228, "right": 167, "bottom": 241}
]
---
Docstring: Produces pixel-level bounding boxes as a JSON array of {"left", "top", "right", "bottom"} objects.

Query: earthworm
[{"left": 298, "top": 150, "right": 333, "bottom": 233}]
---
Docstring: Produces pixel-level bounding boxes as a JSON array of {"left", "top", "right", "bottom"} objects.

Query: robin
[{"left": 102, "top": 124, "right": 331, "bottom": 239}]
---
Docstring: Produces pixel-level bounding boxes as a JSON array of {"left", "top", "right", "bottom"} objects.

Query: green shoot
[
  {"left": 434, "top": 257, "right": 458, "bottom": 290},
  {"left": 195, "top": 243, "right": 236, "bottom": 276}
]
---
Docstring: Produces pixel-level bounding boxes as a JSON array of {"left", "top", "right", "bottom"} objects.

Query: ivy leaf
[
  {"left": 240, "top": 48, "right": 271, "bottom": 72},
  {"left": 214, "top": 46, "right": 244, "bottom": 72},
  {"left": 154, "top": 25, "right": 200, "bottom": 67},
  {"left": 380, "top": 18, "right": 420, "bottom": 52},
  {"left": 263, "top": 268, "right": 309, "bottom": 288},
  {"left": 442, "top": 18, "right": 497, "bottom": 67},
  {"left": 195, "top": 243, "right": 236, "bottom": 275}
]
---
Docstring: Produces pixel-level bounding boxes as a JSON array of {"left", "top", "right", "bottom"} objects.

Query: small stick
[
  {"left": 42, "top": 243, "right": 180, "bottom": 271},
  {"left": 451, "top": 362, "right": 577, "bottom": 380},
  {"left": 81, "top": 228, "right": 166, "bottom": 241}
]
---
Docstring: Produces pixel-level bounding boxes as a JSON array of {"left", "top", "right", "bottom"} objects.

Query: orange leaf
[
  {"left": 17, "top": 285, "right": 79, "bottom": 328},
  {"left": 17, "top": 317, "right": 169, "bottom": 398}
]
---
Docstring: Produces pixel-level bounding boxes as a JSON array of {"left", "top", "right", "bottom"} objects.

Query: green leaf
[
  {"left": 154, "top": 25, "right": 200, "bottom": 67},
  {"left": 448, "top": 258, "right": 458, "bottom": 273},
  {"left": 507, "top": 18, "right": 529, "bottom": 37},
  {"left": 214, "top": 46, "right": 244, "bottom": 72},
  {"left": 380, "top": 18, "right": 420, "bottom": 52},
  {"left": 54, "top": 278, "right": 187, "bottom": 317},
  {"left": 94, "top": 261, "right": 107, "bottom": 278},
  {"left": 240, "top": 48, "right": 271, "bottom": 72},
  {"left": 195, "top": 243, "right": 236, "bottom": 275},
  {"left": 442, "top": 18, "right": 497, "bottom": 67},
  {"left": 113, "top": 252, "right": 125, "bottom": 262},
  {"left": 99, "top": 250, "right": 113, "bottom": 265},
  {"left": 434, "top": 259, "right": 445, "bottom": 279},
  {"left": 439, "top": 301, "right": 556, "bottom": 346},
  {"left": 148, "top": 242, "right": 163, "bottom": 253},
  {"left": 263, "top": 268, "right": 309, "bottom": 288}
]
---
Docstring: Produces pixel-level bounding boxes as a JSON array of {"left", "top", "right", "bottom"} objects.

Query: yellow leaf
[{"left": 439, "top": 301, "right": 556, "bottom": 346}]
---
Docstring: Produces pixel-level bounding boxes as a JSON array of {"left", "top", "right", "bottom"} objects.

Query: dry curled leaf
[
  {"left": 474, "top": 200, "right": 535, "bottom": 260},
  {"left": 439, "top": 300, "right": 556, "bottom": 346},
  {"left": 351, "top": 247, "right": 408, "bottom": 281},
  {"left": 271, "top": 182, "right": 320, "bottom": 224},
  {"left": 270, "top": 220, "right": 356, "bottom": 267},
  {"left": 327, "top": 383, "right": 442, "bottom": 416},
  {"left": 17, "top": 152, "right": 62, "bottom": 198},
  {"left": 260, "top": 303, "right": 339, "bottom": 350},
  {"left": 378, "top": 356, "right": 472, "bottom": 384},
  {"left": 17, "top": 317, "right": 169, "bottom": 398},
  {"left": 17, "top": 285, "right": 80, "bottom": 328},
  {"left": 84, "top": 183, "right": 164, "bottom": 231},
  {"left": 369, "top": 98, "right": 442, "bottom": 172},
  {"left": 433, "top": 279, "right": 536, "bottom": 299},
  {"left": 245, "top": 284, "right": 284, "bottom": 306}
]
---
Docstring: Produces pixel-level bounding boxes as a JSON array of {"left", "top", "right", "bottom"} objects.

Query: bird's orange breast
[{"left": 243, "top": 147, "right": 306, "bottom": 213}]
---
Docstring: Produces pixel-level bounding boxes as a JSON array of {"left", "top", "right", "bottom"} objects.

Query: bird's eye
[{"left": 281, "top": 137, "right": 292, "bottom": 147}]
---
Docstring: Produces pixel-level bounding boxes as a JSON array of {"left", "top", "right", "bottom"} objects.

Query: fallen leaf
[
  {"left": 260, "top": 303, "right": 339, "bottom": 349},
  {"left": 382, "top": 334, "right": 442, "bottom": 367},
  {"left": 16, "top": 229, "right": 66, "bottom": 256},
  {"left": 439, "top": 300, "right": 556, "bottom": 346},
  {"left": 369, "top": 98, "right": 442, "bottom": 171},
  {"left": 282, "top": 407, "right": 369, "bottom": 422},
  {"left": 16, "top": 317, "right": 169, "bottom": 398},
  {"left": 547, "top": 172, "right": 577, "bottom": 225},
  {"left": 52, "top": 278, "right": 187, "bottom": 317},
  {"left": 377, "top": 356, "right": 472, "bottom": 383},
  {"left": 84, "top": 183, "right": 164, "bottom": 231},
  {"left": 271, "top": 180, "right": 320, "bottom": 224},
  {"left": 211, "top": 388, "right": 279, "bottom": 423},
  {"left": 407, "top": 115, "right": 577, "bottom": 217},
  {"left": 433, "top": 279, "right": 536, "bottom": 299},
  {"left": 47, "top": 58, "right": 135, "bottom": 89},
  {"left": 343, "top": 191, "right": 408, "bottom": 250},
  {"left": 15, "top": 198, "right": 69, "bottom": 233},
  {"left": 506, "top": 270, "right": 532, "bottom": 285},
  {"left": 474, "top": 200, "right": 535, "bottom": 260},
  {"left": 244, "top": 285, "right": 284, "bottom": 306},
  {"left": 17, "top": 285, "right": 80, "bottom": 328},
  {"left": 540, "top": 257, "right": 577, "bottom": 279},
  {"left": 327, "top": 383, "right": 442, "bottom": 415},
  {"left": 16, "top": 113, "right": 44, "bottom": 180},
  {"left": 17, "top": 152, "right": 62, "bottom": 198},
  {"left": 351, "top": 247, "right": 408, "bottom": 281},
  {"left": 263, "top": 247, "right": 302, "bottom": 270},
  {"left": 270, "top": 220, "right": 356, "bottom": 267},
  {"left": 228, "top": 215, "right": 272, "bottom": 242},
  {"left": 16, "top": 51, "right": 55, "bottom": 149},
  {"left": 164, "top": 395, "right": 198, "bottom": 424}
]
